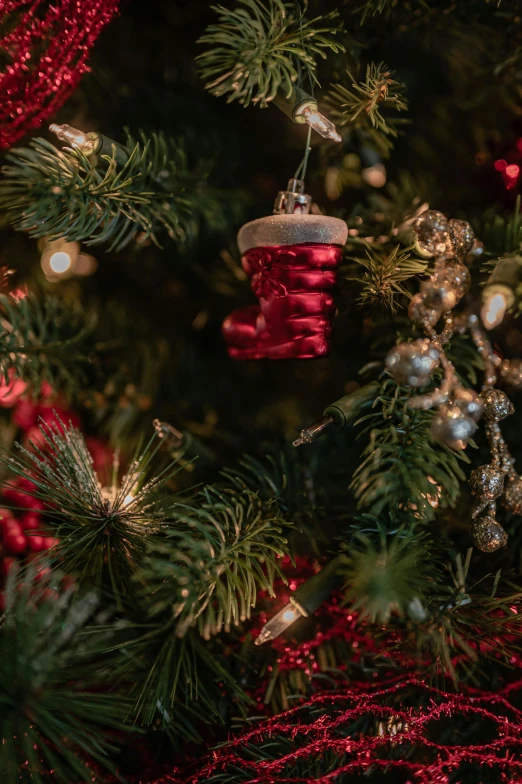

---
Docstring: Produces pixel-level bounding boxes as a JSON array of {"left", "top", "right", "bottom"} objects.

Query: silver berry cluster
[
  {"left": 385, "top": 209, "right": 521, "bottom": 553},
  {"left": 385, "top": 210, "right": 479, "bottom": 449}
]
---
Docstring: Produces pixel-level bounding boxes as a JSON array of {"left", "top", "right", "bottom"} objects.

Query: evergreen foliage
[
  {"left": 0, "top": 567, "right": 131, "bottom": 783},
  {"left": 326, "top": 63, "right": 408, "bottom": 156},
  {"left": 0, "top": 132, "right": 230, "bottom": 250},
  {"left": 351, "top": 378, "right": 467, "bottom": 522},
  {"left": 197, "top": 0, "right": 344, "bottom": 106},
  {"left": 0, "top": 294, "right": 93, "bottom": 395},
  {"left": 0, "top": 0, "right": 522, "bottom": 780},
  {"left": 136, "top": 484, "right": 291, "bottom": 638},
  {"left": 349, "top": 243, "right": 428, "bottom": 312}
]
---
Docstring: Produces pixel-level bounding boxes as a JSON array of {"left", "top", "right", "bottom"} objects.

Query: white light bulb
[
  {"left": 481, "top": 290, "right": 509, "bottom": 329},
  {"left": 49, "top": 251, "right": 72, "bottom": 274},
  {"left": 300, "top": 106, "right": 342, "bottom": 142},
  {"left": 41, "top": 238, "right": 81, "bottom": 280},
  {"left": 255, "top": 601, "right": 304, "bottom": 645},
  {"left": 49, "top": 124, "right": 97, "bottom": 155}
]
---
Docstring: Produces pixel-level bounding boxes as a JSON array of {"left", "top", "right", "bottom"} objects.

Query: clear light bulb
[
  {"left": 49, "top": 251, "right": 72, "bottom": 274},
  {"left": 255, "top": 602, "right": 304, "bottom": 645},
  {"left": 481, "top": 289, "right": 510, "bottom": 329},
  {"left": 299, "top": 106, "right": 342, "bottom": 142},
  {"left": 40, "top": 238, "right": 80, "bottom": 280},
  {"left": 49, "top": 123, "right": 97, "bottom": 155}
]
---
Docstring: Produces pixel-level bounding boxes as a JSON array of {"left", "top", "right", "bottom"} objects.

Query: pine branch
[
  {"left": 197, "top": 0, "right": 344, "bottom": 107},
  {"left": 0, "top": 132, "right": 230, "bottom": 251},
  {"left": 0, "top": 566, "right": 132, "bottom": 784},
  {"left": 348, "top": 243, "right": 429, "bottom": 313},
  {"left": 0, "top": 293, "right": 93, "bottom": 396},
  {"left": 104, "top": 623, "right": 247, "bottom": 731},
  {"left": 355, "top": 0, "right": 401, "bottom": 21},
  {"left": 388, "top": 552, "right": 522, "bottom": 681},
  {"left": 351, "top": 378, "right": 467, "bottom": 522},
  {"left": 0, "top": 421, "right": 183, "bottom": 602},
  {"left": 339, "top": 528, "right": 438, "bottom": 624},
  {"left": 326, "top": 63, "right": 408, "bottom": 156},
  {"left": 100, "top": 481, "right": 291, "bottom": 727},
  {"left": 136, "top": 483, "right": 291, "bottom": 639},
  {"left": 221, "top": 446, "right": 316, "bottom": 525}
]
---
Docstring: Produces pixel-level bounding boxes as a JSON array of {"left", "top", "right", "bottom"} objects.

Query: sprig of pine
[
  {"left": 0, "top": 131, "right": 230, "bottom": 251},
  {"left": 197, "top": 0, "right": 344, "bottom": 107},
  {"left": 0, "top": 421, "right": 183, "bottom": 602},
  {"left": 348, "top": 243, "right": 429, "bottom": 312},
  {"left": 101, "top": 482, "right": 291, "bottom": 728},
  {"left": 221, "top": 446, "right": 316, "bottom": 524},
  {"left": 326, "top": 63, "right": 408, "bottom": 155},
  {"left": 339, "top": 528, "right": 438, "bottom": 624},
  {"left": 355, "top": 0, "right": 400, "bottom": 21},
  {"left": 102, "top": 623, "right": 246, "bottom": 737},
  {"left": 136, "top": 483, "right": 291, "bottom": 639},
  {"left": 351, "top": 378, "right": 467, "bottom": 522},
  {"left": 0, "top": 566, "right": 132, "bottom": 784},
  {"left": 0, "top": 293, "right": 93, "bottom": 396},
  {"left": 0, "top": 419, "right": 293, "bottom": 637}
]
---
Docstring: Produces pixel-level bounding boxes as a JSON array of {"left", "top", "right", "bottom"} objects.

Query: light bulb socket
[
  {"left": 90, "top": 133, "right": 130, "bottom": 167},
  {"left": 485, "top": 256, "right": 522, "bottom": 296},
  {"left": 292, "top": 555, "right": 346, "bottom": 616},
  {"left": 324, "top": 381, "right": 380, "bottom": 429},
  {"left": 273, "top": 86, "right": 318, "bottom": 124}
]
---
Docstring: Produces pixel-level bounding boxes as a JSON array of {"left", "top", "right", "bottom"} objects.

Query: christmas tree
[{"left": 2, "top": 1, "right": 522, "bottom": 781}]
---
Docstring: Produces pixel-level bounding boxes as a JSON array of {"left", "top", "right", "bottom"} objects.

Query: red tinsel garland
[
  {"left": 146, "top": 676, "right": 522, "bottom": 784},
  {"left": 138, "top": 559, "right": 522, "bottom": 783},
  {"left": 0, "top": 0, "right": 120, "bottom": 148}
]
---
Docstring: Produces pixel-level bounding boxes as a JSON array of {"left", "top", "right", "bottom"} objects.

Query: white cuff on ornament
[{"left": 237, "top": 214, "right": 348, "bottom": 254}]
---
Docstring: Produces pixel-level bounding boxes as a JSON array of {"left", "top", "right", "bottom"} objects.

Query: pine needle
[
  {"left": 197, "top": 0, "right": 344, "bottom": 107},
  {"left": 349, "top": 243, "right": 428, "bottom": 313},
  {"left": 0, "top": 132, "right": 230, "bottom": 251},
  {"left": 326, "top": 63, "right": 408, "bottom": 155}
]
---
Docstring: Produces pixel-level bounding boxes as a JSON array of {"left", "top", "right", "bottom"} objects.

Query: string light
[
  {"left": 40, "top": 238, "right": 80, "bottom": 280},
  {"left": 153, "top": 418, "right": 185, "bottom": 449},
  {"left": 298, "top": 105, "right": 342, "bottom": 142},
  {"left": 50, "top": 123, "right": 129, "bottom": 166},
  {"left": 362, "top": 162, "right": 387, "bottom": 188},
  {"left": 273, "top": 86, "right": 342, "bottom": 143},
  {"left": 49, "top": 124, "right": 98, "bottom": 155},
  {"left": 74, "top": 254, "right": 98, "bottom": 277},
  {"left": 481, "top": 285, "right": 514, "bottom": 329},
  {"left": 255, "top": 601, "right": 305, "bottom": 645},
  {"left": 40, "top": 238, "right": 97, "bottom": 281},
  {"left": 256, "top": 556, "right": 345, "bottom": 645},
  {"left": 49, "top": 251, "right": 72, "bottom": 274}
]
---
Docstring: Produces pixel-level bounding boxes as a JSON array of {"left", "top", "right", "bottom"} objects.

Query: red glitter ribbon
[
  {"left": 0, "top": 0, "right": 120, "bottom": 149},
  {"left": 177, "top": 676, "right": 522, "bottom": 783}
]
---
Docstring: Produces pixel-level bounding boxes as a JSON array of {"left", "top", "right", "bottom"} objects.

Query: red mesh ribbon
[
  {"left": 145, "top": 677, "right": 522, "bottom": 784},
  {"left": 0, "top": 0, "right": 120, "bottom": 149},
  {"left": 222, "top": 243, "right": 342, "bottom": 360}
]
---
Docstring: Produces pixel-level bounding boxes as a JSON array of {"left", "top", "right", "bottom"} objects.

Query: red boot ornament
[{"left": 223, "top": 179, "right": 348, "bottom": 360}]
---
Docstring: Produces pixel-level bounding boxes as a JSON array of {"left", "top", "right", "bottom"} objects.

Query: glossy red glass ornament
[{"left": 223, "top": 210, "right": 348, "bottom": 360}]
